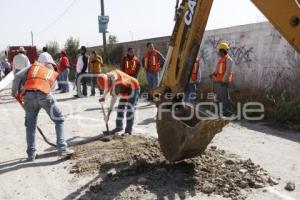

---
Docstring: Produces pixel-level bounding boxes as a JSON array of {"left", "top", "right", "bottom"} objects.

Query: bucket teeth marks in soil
[{"left": 71, "top": 135, "right": 279, "bottom": 200}]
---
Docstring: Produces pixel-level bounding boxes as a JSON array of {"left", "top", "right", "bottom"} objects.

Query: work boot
[
  {"left": 103, "top": 127, "right": 123, "bottom": 136},
  {"left": 58, "top": 149, "right": 74, "bottom": 157},
  {"left": 27, "top": 152, "right": 37, "bottom": 162},
  {"left": 122, "top": 132, "right": 132, "bottom": 136}
]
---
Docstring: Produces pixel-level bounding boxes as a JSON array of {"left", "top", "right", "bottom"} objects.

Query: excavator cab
[{"left": 153, "top": 0, "right": 300, "bottom": 161}]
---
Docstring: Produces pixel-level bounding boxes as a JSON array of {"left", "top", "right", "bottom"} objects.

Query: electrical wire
[{"left": 35, "top": 0, "right": 77, "bottom": 35}]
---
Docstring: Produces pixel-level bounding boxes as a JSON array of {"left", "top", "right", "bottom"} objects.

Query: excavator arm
[{"left": 154, "top": 0, "right": 300, "bottom": 161}]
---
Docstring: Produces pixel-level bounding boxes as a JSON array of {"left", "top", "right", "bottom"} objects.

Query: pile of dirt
[{"left": 71, "top": 135, "right": 278, "bottom": 200}]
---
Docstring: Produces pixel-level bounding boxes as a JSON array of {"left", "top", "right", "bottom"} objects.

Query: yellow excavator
[{"left": 154, "top": 0, "right": 300, "bottom": 161}]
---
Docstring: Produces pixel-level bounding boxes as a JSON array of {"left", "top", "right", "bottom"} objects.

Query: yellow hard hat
[{"left": 218, "top": 43, "right": 229, "bottom": 51}]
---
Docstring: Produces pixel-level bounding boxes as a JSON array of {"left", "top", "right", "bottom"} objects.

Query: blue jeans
[
  {"left": 184, "top": 83, "right": 197, "bottom": 103},
  {"left": 24, "top": 91, "right": 67, "bottom": 156},
  {"left": 146, "top": 72, "right": 159, "bottom": 89},
  {"left": 216, "top": 82, "right": 231, "bottom": 114},
  {"left": 58, "top": 69, "right": 69, "bottom": 92},
  {"left": 116, "top": 89, "right": 139, "bottom": 133}
]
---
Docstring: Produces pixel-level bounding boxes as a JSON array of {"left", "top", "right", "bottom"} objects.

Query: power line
[{"left": 35, "top": 0, "right": 77, "bottom": 35}]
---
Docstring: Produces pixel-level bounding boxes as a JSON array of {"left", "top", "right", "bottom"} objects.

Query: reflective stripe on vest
[
  {"left": 31, "top": 66, "right": 40, "bottom": 78},
  {"left": 24, "top": 63, "right": 58, "bottom": 94},
  {"left": 107, "top": 69, "right": 139, "bottom": 91},
  {"left": 145, "top": 50, "right": 159, "bottom": 72},
  {"left": 124, "top": 57, "right": 138, "bottom": 76},
  {"left": 191, "top": 59, "right": 200, "bottom": 81},
  {"left": 215, "top": 55, "right": 233, "bottom": 82}
]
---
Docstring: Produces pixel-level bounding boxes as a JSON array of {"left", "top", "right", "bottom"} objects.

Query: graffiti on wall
[
  {"left": 200, "top": 36, "right": 255, "bottom": 68},
  {"left": 286, "top": 48, "right": 300, "bottom": 68}
]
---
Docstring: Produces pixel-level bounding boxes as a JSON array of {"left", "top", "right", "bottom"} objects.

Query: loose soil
[{"left": 71, "top": 135, "right": 278, "bottom": 200}]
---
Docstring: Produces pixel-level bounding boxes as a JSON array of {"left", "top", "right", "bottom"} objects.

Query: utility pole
[
  {"left": 100, "top": 0, "right": 107, "bottom": 59},
  {"left": 31, "top": 31, "right": 34, "bottom": 46}
]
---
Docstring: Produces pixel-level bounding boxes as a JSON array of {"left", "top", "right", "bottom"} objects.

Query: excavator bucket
[{"left": 156, "top": 106, "right": 229, "bottom": 162}]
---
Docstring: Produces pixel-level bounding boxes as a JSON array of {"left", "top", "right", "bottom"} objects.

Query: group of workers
[{"left": 9, "top": 41, "right": 233, "bottom": 162}]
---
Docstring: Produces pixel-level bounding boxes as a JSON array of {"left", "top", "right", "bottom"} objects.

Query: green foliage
[
  {"left": 137, "top": 69, "right": 149, "bottom": 93},
  {"left": 46, "top": 41, "right": 60, "bottom": 60},
  {"left": 267, "top": 95, "right": 300, "bottom": 131},
  {"left": 64, "top": 37, "right": 80, "bottom": 81},
  {"left": 64, "top": 37, "right": 80, "bottom": 62},
  {"left": 230, "top": 89, "right": 300, "bottom": 131},
  {"left": 106, "top": 35, "right": 123, "bottom": 65}
]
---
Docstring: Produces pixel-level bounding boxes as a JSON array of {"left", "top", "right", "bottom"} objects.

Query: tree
[
  {"left": 64, "top": 37, "right": 80, "bottom": 64},
  {"left": 64, "top": 37, "right": 80, "bottom": 81},
  {"left": 46, "top": 41, "right": 60, "bottom": 60},
  {"left": 106, "top": 35, "right": 123, "bottom": 65}
]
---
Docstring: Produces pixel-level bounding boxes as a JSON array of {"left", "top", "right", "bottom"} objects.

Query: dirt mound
[{"left": 71, "top": 135, "right": 278, "bottom": 200}]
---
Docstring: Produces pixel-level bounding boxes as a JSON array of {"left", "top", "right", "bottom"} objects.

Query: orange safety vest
[
  {"left": 122, "top": 56, "right": 139, "bottom": 77},
  {"left": 102, "top": 69, "right": 139, "bottom": 97},
  {"left": 191, "top": 58, "right": 200, "bottom": 81},
  {"left": 24, "top": 62, "right": 59, "bottom": 94},
  {"left": 215, "top": 55, "right": 233, "bottom": 82},
  {"left": 144, "top": 50, "right": 160, "bottom": 73}
]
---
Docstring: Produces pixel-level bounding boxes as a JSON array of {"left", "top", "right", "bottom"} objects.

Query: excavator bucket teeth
[{"left": 156, "top": 111, "right": 229, "bottom": 162}]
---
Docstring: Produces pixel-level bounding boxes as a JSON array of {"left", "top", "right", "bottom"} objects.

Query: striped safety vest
[{"left": 24, "top": 62, "right": 59, "bottom": 94}]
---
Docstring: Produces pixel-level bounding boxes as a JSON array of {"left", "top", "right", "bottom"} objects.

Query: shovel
[
  {"left": 100, "top": 102, "right": 110, "bottom": 135},
  {"left": 14, "top": 96, "right": 57, "bottom": 147}
]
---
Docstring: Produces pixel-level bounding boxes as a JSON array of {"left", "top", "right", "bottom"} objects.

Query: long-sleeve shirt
[
  {"left": 223, "top": 57, "right": 233, "bottom": 82},
  {"left": 11, "top": 66, "right": 30, "bottom": 94},
  {"left": 76, "top": 54, "right": 88, "bottom": 73},
  {"left": 38, "top": 52, "right": 55, "bottom": 68},
  {"left": 89, "top": 55, "right": 103, "bottom": 73},
  {"left": 101, "top": 74, "right": 118, "bottom": 111},
  {"left": 12, "top": 65, "right": 57, "bottom": 95},
  {"left": 120, "top": 55, "right": 141, "bottom": 78},
  {"left": 58, "top": 56, "right": 69, "bottom": 73},
  {"left": 12, "top": 53, "right": 30, "bottom": 72}
]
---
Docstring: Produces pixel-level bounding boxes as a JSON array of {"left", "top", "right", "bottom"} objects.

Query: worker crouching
[
  {"left": 97, "top": 70, "right": 139, "bottom": 135},
  {"left": 11, "top": 61, "right": 74, "bottom": 161}
]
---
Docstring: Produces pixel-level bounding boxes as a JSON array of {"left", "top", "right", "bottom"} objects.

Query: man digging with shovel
[
  {"left": 97, "top": 69, "right": 139, "bottom": 136},
  {"left": 11, "top": 61, "right": 74, "bottom": 161}
]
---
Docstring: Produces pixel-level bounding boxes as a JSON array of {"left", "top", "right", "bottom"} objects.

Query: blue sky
[{"left": 0, "top": 0, "right": 266, "bottom": 50}]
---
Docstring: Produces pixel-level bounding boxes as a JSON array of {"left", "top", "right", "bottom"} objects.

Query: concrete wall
[{"left": 89, "top": 22, "right": 300, "bottom": 96}]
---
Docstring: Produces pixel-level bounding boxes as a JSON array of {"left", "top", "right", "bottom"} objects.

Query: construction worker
[
  {"left": 12, "top": 47, "right": 30, "bottom": 74},
  {"left": 121, "top": 47, "right": 141, "bottom": 78},
  {"left": 144, "top": 42, "right": 164, "bottom": 89},
  {"left": 97, "top": 69, "right": 139, "bottom": 135},
  {"left": 184, "top": 57, "right": 201, "bottom": 103},
  {"left": 89, "top": 51, "right": 103, "bottom": 96},
  {"left": 11, "top": 61, "right": 73, "bottom": 161},
  {"left": 210, "top": 42, "right": 234, "bottom": 116}
]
